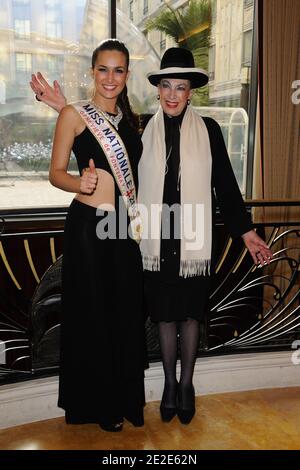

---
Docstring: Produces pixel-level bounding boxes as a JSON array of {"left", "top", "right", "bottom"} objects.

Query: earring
[
  {"left": 157, "top": 95, "right": 160, "bottom": 100},
  {"left": 187, "top": 99, "right": 191, "bottom": 105}
]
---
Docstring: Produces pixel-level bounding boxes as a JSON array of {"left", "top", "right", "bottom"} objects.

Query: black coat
[{"left": 140, "top": 112, "right": 252, "bottom": 322}]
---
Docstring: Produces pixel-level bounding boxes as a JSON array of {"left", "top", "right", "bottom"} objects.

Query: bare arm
[
  {"left": 50, "top": 105, "right": 97, "bottom": 194},
  {"left": 30, "top": 72, "right": 66, "bottom": 113}
]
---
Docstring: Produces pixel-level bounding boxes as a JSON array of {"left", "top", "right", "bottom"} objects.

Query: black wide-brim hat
[{"left": 147, "top": 47, "right": 208, "bottom": 89}]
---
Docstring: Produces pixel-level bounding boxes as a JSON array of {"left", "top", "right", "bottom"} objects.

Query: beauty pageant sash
[{"left": 72, "top": 101, "right": 142, "bottom": 243}]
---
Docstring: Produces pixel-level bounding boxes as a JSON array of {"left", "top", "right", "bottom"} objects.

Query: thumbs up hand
[
  {"left": 89, "top": 158, "right": 96, "bottom": 174},
  {"left": 80, "top": 158, "right": 98, "bottom": 194}
]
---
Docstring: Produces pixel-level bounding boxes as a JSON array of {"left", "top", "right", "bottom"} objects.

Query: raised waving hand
[{"left": 30, "top": 72, "right": 66, "bottom": 113}]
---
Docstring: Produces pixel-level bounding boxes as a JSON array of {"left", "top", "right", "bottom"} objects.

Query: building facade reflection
[{"left": 0, "top": 0, "right": 160, "bottom": 209}]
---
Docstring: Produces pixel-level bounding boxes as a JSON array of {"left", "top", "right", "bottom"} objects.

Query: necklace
[{"left": 91, "top": 101, "right": 123, "bottom": 129}]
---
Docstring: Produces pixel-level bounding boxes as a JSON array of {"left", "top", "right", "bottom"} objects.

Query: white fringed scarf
[{"left": 138, "top": 105, "right": 212, "bottom": 278}]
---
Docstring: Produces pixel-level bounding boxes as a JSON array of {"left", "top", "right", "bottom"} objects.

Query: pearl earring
[
  {"left": 157, "top": 95, "right": 160, "bottom": 100},
  {"left": 187, "top": 99, "right": 191, "bottom": 105}
]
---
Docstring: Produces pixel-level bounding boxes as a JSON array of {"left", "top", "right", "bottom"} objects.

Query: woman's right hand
[
  {"left": 80, "top": 159, "right": 98, "bottom": 194},
  {"left": 30, "top": 72, "right": 67, "bottom": 113}
]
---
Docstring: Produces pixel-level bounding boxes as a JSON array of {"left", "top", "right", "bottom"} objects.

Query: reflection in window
[
  {"left": 0, "top": 0, "right": 256, "bottom": 209},
  {"left": 0, "top": 0, "right": 159, "bottom": 210},
  {"left": 47, "top": 54, "right": 63, "bottom": 73},
  {"left": 12, "top": 0, "right": 30, "bottom": 6},
  {"left": 14, "top": 19, "right": 31, "bottom": 39},
  {"left": 0, "top": 80, "right": 5, "bottom": 104},
  {"left": 129, "top": 0, "right": 133, "bottom": 21},
  {"left": 118, "top": 0, "right": 255, "bottom": 195},
  {"left": 45, "top": 0, "right": 60, "bottom": 6},
  {"left": 45, "top": 5, "right": 63, "bottom": 38},
  {"left": 46, "top": 22, "right": 62, "bottom": 38},
  {"left": 143, "top": 0, "right": 149, "bottom": 16},
  {"left": 242, "top": 29, "right": 253, "bottom": 66},
  {"left": 13, "top": 0, "right": 30, "bottom": 38},
  {"left": 160, "top": 32, "right": 166, "bottom": 52},
  {"left": 208, "top": 44, "right": 215, "bottom": 81},
  {"left": 15, "top": 52, "right": 32, "bottom": 72}
]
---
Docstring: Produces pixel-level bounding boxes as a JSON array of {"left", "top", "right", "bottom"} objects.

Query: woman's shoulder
[
  {"left": 56, "top": 104, "right": 84, "bottom": 134},
  {"left": 200, "top": 116, "right": 225, "bottom": 145},
  {"left": 201, "top": 115, "right": 221, "bottom": 132},
  {"left": 58, "top": 103, "right": 80, "bottom": 119}
]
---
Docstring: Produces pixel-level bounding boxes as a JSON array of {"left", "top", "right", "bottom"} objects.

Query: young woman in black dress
[{"left": 40, "top": 40, "right": 146, "bottom": 432}]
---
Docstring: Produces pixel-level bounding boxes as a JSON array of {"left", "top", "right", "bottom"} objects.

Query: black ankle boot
[
  {"left": 160, "top": 404, "right": 177, "bottom": 422},
  {"left": 177, "top": 407, "right": 195, "bottom": 424},
  {"left": 124, "top": 413, "right": 144, "bottom": 427},
  {"left": 65, "top": 410, "right": 96, "bottom": 424},
  {"left": 160, "top": 382, "right": 178, "bottom": 422},
  {"left": 177, "top": 384, "right": 195, "bottom": 425},
  {"left": 98, "top": 420, "right": 123, "bottom": 432}
]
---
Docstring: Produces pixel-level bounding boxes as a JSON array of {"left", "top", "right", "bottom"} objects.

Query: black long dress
[
  {"left": 143, "top": 111, "right": 252, "bottom": 323},
  {"left": 58, "top": 115, "right": 146, "bottom": 425}
]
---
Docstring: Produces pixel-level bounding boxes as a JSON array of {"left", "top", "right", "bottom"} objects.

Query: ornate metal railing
[{"left": 0, "top": 201, "right": 299, "bottom": 383}]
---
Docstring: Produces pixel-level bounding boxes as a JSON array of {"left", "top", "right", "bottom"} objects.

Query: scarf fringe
[
  {"left": 142, "top": 256, "right": 211, "bottom": 278},
  {"left": 142, "top": 254, "right": 160, "bottom": 272},
  {"left": 179, "top": 259, "right": 211, "bottom": 278}
]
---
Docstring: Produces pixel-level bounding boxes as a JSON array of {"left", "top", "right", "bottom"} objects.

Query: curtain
[
  {"left": 252, "top": 0, "right": 300, "bottom": 317},
  {"left": 254, "top": 0, "right": 300, "bottom": 221}
]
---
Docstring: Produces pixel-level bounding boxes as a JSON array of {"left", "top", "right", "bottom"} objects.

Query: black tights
[{"left": 158, "top": 318, "right": 199, "bottom": 409}]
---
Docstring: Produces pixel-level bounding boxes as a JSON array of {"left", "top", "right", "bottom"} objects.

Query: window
[
  {"left": 129, "top": 1, "right": 133, "bottom": 21},
  {"left": 242, "top": 29, "right": 253, "bottom": 67},
  {"left": 118, "top": 0, "right": 257, "bottom": 195},
  {"left": 13, "top": 0, "right": 30, "bottom": 4},
  {"left": 15, "top": 52, "right": 32, "bottom": 93},
  {"left": 45, "top": 0, "right": 60, "bottom": 6},
  {"left": 46, "top": 21, "right": 62, "bottom": 38},
  {"left": 15, "top": 52, "right": 32, "bottom": 72},
  {"left": 0, "top": 0, "right": 256, "bottom": 210},
  {"left": 208, "top": 45, "right": 215, "bottom": 81},
  {"left": 14, "top": 19, "right": 31, "bottom": 38},
  {"left": 47, "top": 54, "right": 63, "bottom": 73},
  {"left": 0, "top": 0, "right": 109, "bottom": 210},
  {"left": 13, "top": 0, "right": 30, "bottom": 38},
  {"left": 143, "top": 0, "right": 148, "bottom": 16},
  {"left": 45, "top": 6, "right": 62, "bottom": 38}
]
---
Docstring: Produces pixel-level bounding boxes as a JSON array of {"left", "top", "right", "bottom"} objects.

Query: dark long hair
[{"left": 91, "top": 39, "right": 139, "bottom": 131}]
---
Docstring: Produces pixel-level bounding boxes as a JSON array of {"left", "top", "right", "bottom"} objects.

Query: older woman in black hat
[
  {"left": 30, "top": 46, "right": 272, "bottom": 426},
  {"left": 138, "top": 47, "right": 272, "bottom": 425}
]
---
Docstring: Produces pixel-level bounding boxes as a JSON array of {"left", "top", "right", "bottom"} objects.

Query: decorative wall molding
[{"left": 1, "top": 351, "right": 299, "bottom": 430}]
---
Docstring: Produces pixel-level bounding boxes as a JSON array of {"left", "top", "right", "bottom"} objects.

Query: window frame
[
  {"left": 245, "top": 0, "right": 258, "bottom": 199},
  {"left": 0, "top": 0, "right": 258, "bottom": 217}
]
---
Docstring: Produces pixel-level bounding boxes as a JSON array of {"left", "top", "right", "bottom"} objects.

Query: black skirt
[
  {"left": 58, "top": 199, "right": 146, "bottom": 424},
  {"left": 143, "top": 233, "right": 211, "bottom": 323},
  {"left": 144, "top": 272, "right": 211, "bottom": 323}
]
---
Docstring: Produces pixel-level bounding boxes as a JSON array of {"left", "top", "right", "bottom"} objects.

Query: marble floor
[{"left": 0, "top": 387, "right": 300, "bottom": 450}]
